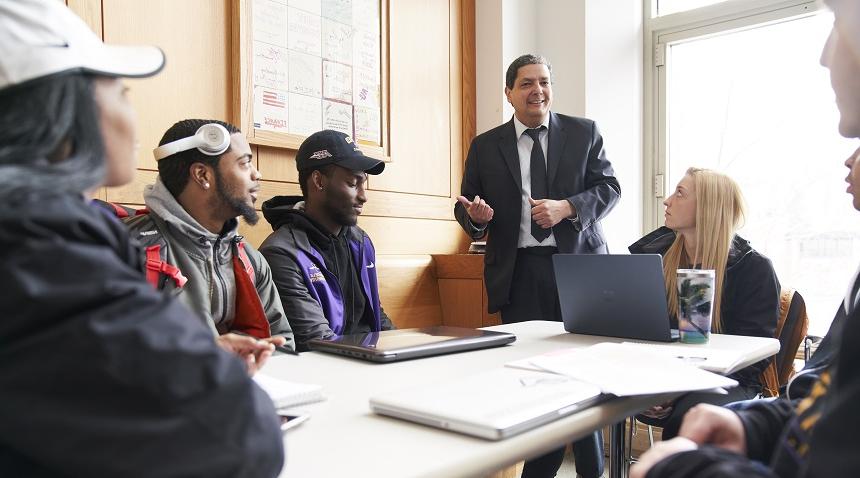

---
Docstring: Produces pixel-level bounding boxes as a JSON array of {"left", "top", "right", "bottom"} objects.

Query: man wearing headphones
[{"left": 124, "top": 119, "right": 295, "bottom": 357}]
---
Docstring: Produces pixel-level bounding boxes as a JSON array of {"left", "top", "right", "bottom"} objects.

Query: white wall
[
  {"left": 583, "top": 0, "right": 644, "bottom": 252},
  {"left": 475, "top": 0, "right": 505, "bottom": 134},
  {"left": 474, "top": 0, "right": 644, "bottom": 252}
]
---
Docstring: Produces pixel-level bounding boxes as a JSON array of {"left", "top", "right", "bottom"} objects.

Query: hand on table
[{"left": 216, "top": 333, "right": 277, "bottom": 376}]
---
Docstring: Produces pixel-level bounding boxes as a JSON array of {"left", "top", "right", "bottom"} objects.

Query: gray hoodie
[{"left": 125, "top": 177, "right": 294, "bottom": 347}]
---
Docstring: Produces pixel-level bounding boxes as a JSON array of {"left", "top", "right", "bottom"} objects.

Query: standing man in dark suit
[{"left": 455, "top": 54, "right": 621, "bottom": 478}]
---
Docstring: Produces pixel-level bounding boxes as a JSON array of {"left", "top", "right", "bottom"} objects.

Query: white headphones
[{"left": 152, "top": 123, "right": 231, "bottom": 161}]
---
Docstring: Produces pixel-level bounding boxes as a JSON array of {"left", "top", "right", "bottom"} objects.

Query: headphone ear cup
[{"left": 196, "top": 123, "right": 231, "bottom": 156}]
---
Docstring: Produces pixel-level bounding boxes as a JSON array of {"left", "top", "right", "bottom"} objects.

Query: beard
[
  {"left": 322, "top": 187, "right": 358, "bottom": 227},
  {"left": 214, "top": 172, "right": 259, "bottom": 226}
]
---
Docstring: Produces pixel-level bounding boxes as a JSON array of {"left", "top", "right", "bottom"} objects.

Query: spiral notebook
[{"left": 252, "top": 373, "right": 325, "bottom": 409}]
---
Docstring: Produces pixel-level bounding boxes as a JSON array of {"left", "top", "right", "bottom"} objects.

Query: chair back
[{"left": 761, "top": 288, "right": 809, "bottom": 397}]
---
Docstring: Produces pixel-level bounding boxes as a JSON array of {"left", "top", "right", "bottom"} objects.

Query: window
[
  {"left": 647, "top": 1, "right": 858, "bottom": 335},
  {"left": 657, "top": 0, "right": 728, "bottom": 16}
]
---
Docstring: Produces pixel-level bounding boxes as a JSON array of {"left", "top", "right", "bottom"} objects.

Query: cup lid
[{"left": 677, "top": 268, "right": 715, "bottom": 277}]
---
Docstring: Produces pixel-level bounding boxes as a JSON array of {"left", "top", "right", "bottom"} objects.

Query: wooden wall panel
[
  {"left": 438, "top": 279, "right": 483, "bottom": 328},
  {"left": 356, "top": 216, "right": 467, "bottom": 255},
  {"left": 371, "top": 0, "right": 451, "bottom": 197},
  {"left": 102, "top": 0, "right": 230, "bottom": 173},
  {"left": 376, "top": 255, "right": 442, "bottom": 328},
  {"left": 257, "top": 146, "right": 299, "bottom": 183},
  {"left": 239, "top": 216, "right": 466, "bottom": 255},
  {"left": 66, "top": 0, "right": 102, "bottom": 36}
]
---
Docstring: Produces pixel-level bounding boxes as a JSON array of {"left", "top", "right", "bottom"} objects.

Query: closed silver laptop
[
  {"left": 370, "top": 367, "right": 603, "bottom": 440},
  {"left": 307, "top": 326, "right": 516, "bottom": 363}
]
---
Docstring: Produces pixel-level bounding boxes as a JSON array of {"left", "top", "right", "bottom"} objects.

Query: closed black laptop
[
  {"left": 307, "top": 326, "right": 516, "bottom": 363},
  {"left": 552, "top": 254, "right": 678, "bottom": 342}
]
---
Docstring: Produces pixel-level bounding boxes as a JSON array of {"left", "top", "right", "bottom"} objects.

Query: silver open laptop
[
  {"left": 307, "top": 326, "right": 516, "bottom": 363},
  {"left": 370, "top": 367, "right": 604, "bottom": 440},
  {"left": 552, "top": 254, "right": 679, "bottom": 342}
]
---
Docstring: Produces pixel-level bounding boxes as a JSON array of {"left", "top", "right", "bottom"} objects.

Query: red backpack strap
[
  {"left": 110, "top": 202, "right": 130, "bottom": 218},
  {"left": 236, "top": 240, "right": 256, "bottom": 283},
  {"left": 230, "top": 252, "right": 270, "bottom": 338},
  {"left": 144, "top": 245, "right": 188, "bottom": 289}
]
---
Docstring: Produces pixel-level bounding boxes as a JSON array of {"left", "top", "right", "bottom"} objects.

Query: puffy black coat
[{"left": 0, "top": 193, "right": 284, "bottom": 477}]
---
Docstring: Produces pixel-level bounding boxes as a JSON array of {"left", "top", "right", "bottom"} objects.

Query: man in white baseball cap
[{"left": 0, "top": 2, "right": 285, "bottom": 476}]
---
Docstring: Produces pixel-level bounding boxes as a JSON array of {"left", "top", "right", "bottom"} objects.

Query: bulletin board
[{"left": 232, "top": 0, "right": 388, "bottom": 159}]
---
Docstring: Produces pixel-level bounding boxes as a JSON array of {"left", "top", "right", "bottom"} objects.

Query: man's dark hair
[
  {"left": 298, "top": 164, "right": 337, "bottom": 198},
  {"left": 0, "top": 73, "right": 104, "bottom": 197},
  {"left": 157, "top": 119, "right": 240, "bottom": 198},
  {"left": 505, "top": 54, "right": 553, "bottom": 90}
]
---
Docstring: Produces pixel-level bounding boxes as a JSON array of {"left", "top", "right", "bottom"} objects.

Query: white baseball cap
[{"left": 0, "top": 0, "right": 165, "bottom": 93}]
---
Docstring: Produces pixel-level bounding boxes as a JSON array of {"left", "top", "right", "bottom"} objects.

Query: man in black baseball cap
[
  {"left": 295, "top": 129, "right": 385, "bottom": 175},
  {"left": 259, "top": 130, "right": 393, "bottom": 350}
]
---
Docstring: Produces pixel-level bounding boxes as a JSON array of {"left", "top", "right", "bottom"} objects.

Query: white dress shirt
[{"left": 512, "top": 115, "right": 556, "bottom": 248}]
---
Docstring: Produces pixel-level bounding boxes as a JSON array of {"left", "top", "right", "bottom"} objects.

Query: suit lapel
[
  {"left": 547, "top": 112, "right": 567, "bottom": 189},
  {"left": 498, "top": 120, "right": 522, "bottom": 190}
]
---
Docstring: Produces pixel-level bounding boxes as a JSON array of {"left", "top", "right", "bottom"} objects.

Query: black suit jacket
[{"left": 455, "top": 112, "right": 621, "bottom": 313}]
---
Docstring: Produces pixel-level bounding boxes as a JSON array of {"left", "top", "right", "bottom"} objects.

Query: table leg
[{"left": 609, "top": 420, "right": 627, "bottom": 478}]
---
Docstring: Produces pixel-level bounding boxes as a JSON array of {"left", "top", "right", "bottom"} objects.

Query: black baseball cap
[{"left": 296, "top": 130, "right": 385, "bottom": 175}]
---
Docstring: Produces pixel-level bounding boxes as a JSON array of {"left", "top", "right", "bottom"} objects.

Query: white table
[{"left": 264, "top": 321, "right": 778, "bottom": 478}]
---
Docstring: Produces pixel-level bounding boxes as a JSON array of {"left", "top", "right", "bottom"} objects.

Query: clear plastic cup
[{"left": 676, "top": 269, "right": 715, "bottom": 344}]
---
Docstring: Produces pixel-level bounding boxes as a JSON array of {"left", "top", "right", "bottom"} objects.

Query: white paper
[
  {"left": 516, "top": 343, "right": 738, "bottom": 397},
  {"left": 323, "top": 19, "right": 353, "bottom": 65},
  {"left": 354, "top": 106, "right": 380, "bottom": 145},
  {"left": 253, "top": 373, "right": 325, "bottom": 409},
  {"left": 253, "top": 42, "right": 289, "bottom": 90},
  {"left": 351, "top": 0, "right": 379, "bottom": 33},
  {"left": 323, "top": 100, "right": 353, "bottom": 136},
  {"left": 287, "top": 7, "right": 322, "bottom": 56},
  {"left": 289, "top": 93, "right": 323, "bottom": 136},
  {"left": 253, "top": 86, "right": 289, "bottom": 132},
  {"left": 353, "top": 28, "right": 379, "bottom": 72},
  {"left": 352, "top": 67, "right": 379, "bottom": 108},
  {"left": 289, "top": 0, "right": 321, "bottom": 15},
  {"left": 288, "top": 51, "right": 322, "bottom": 97},
  {"left": 322, "top": 0, "right": 351, "bottom": 25},
  {"left": 618, "top": 342, "right": 744, "bottom": 375},
  {"left": 322, "top": 60, "right": 352, "bottom": 102},
  {"left": 254, "top": 0, "right": 288, "bottom": 47}
]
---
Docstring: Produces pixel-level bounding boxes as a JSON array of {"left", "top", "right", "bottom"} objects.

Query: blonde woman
[{"left": 628, "top": 167, "right": 780, "bottom": 439}]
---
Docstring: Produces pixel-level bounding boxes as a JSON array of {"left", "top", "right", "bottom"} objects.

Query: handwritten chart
[{"left": 249, "top": 0, "right": 382, "bottom": 146}]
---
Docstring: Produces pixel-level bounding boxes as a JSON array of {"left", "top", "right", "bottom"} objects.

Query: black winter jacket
[
  {"left": 259, "top": 196, "right": 393, "bottom": 351},
  {"left": 646, "top": 300, "right": 860, "bottom": 478},
  {"left": 629, "top": 227, "right": 781, "bottom": 390},
  {"left": 0, "top": 193, "right": 284, "bottom": 477}
]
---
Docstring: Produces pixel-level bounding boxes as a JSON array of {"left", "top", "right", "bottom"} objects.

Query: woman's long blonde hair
[{"left": 663, "top": 168, "right": 746, "bottom": 332}]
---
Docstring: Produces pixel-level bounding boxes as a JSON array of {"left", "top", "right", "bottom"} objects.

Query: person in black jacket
[
  {"left": 259, "top": 130, "right": 394, "bottom": 351},
  {"left": 630, "top": 0, "right": 860, "bottom": 476},
  {"left": 629, "top": 168, "right": 780, "bottom": 440},
  {"left": 0, "top": 1, "right": 284, "bottom": 476}
]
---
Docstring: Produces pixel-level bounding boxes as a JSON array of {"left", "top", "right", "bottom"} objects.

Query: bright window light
[
  {"left": 658, "top": 0, "right": 729, "bottom": 16},
  {"left": 665, "top": 11, "right": 857, "bottom": 335}
]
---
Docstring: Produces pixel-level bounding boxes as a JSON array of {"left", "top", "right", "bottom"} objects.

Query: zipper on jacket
[{"left": 212, "top": 236, "right": 229, "bottom": 325}]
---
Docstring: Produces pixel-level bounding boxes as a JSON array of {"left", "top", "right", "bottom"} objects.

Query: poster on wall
[
  {"left": 249, "top": 0, "right": 382, "bottom": 147},
  {"left": 254, "top": 86, "right": 289, "bottom": 133}
]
